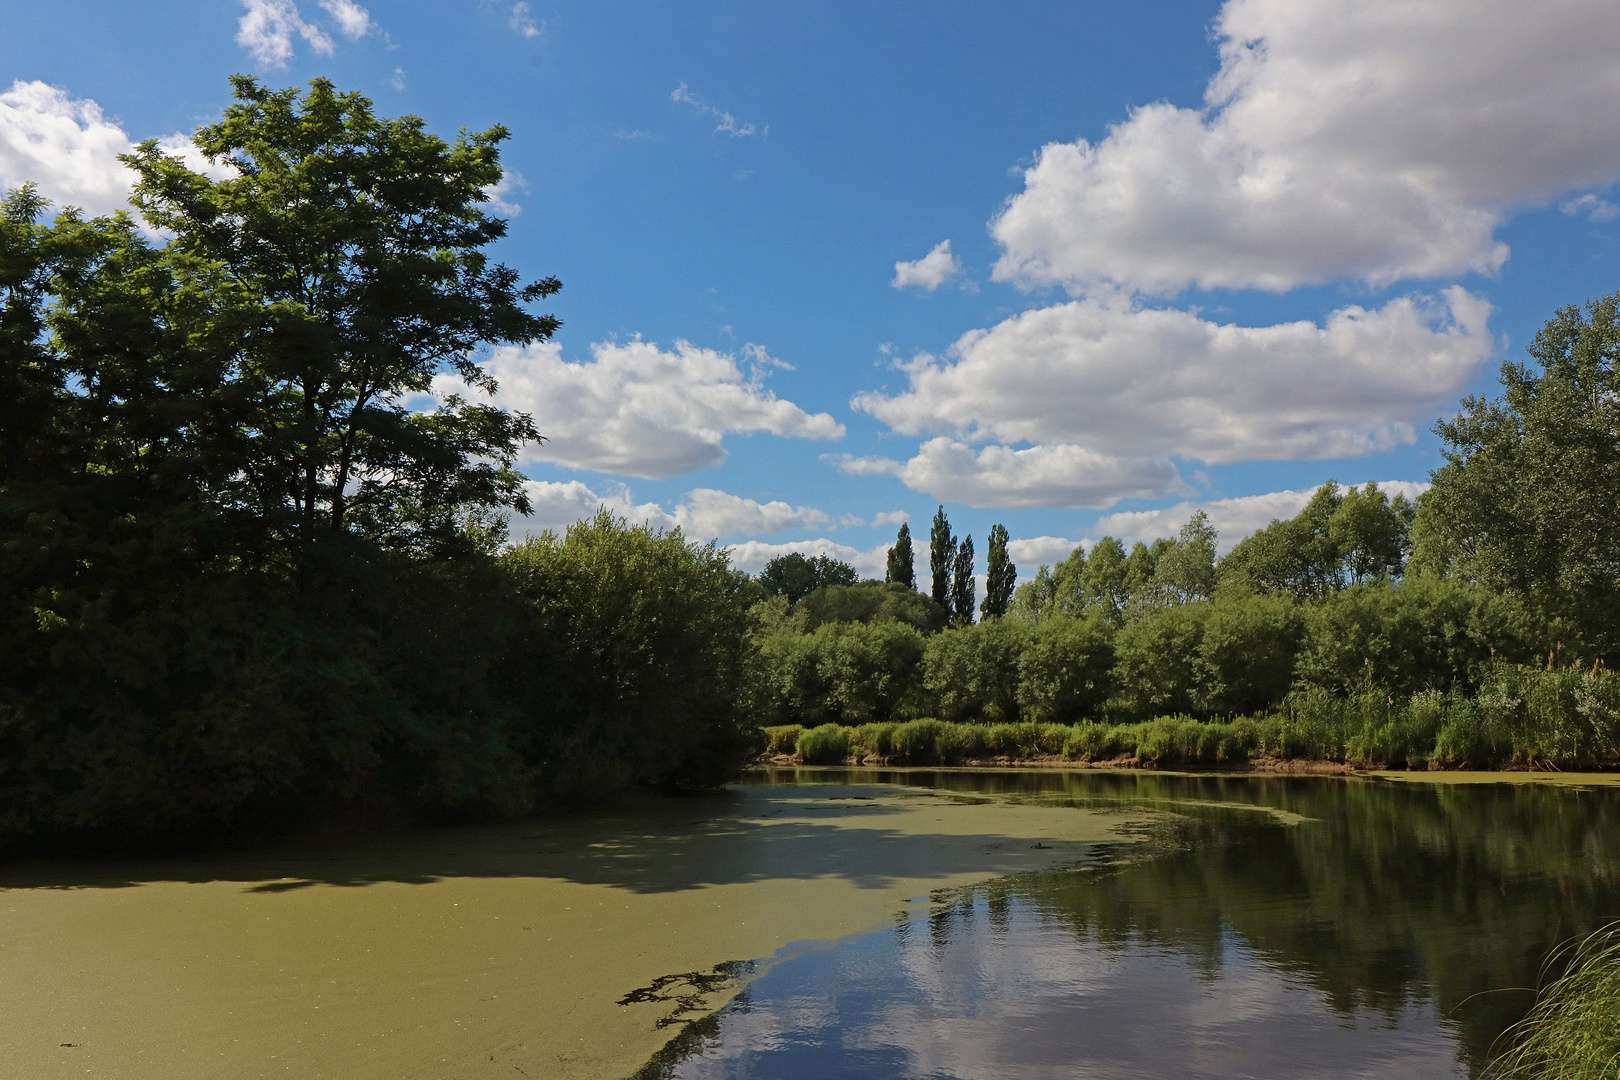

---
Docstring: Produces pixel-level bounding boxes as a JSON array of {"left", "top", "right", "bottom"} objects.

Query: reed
[{"left": 1486, "top": 922, "right": 1620, "bottom": 1079}]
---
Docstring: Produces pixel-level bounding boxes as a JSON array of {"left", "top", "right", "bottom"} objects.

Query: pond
[
  {"left": 2, "top": 768, "right": 1618, "bottom": 1079},
  {"left": 652, "top": 768, "right": 1620, "bottom": 1080}
]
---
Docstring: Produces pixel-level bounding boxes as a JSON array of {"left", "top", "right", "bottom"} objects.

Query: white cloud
[
  {"left": 1091, "top": 480, "right": 1431, "bottom": 554},
  {"left": 1007, "top": 536, "right": 1085, "bottom": 570},
  {"left": 726, "top": 539, "right": 891, "bottom": 579},
  {"left": 892, "top": 240, "right": 962, "bottom": 291},
  {"left": 1561, "top": 192, "right": 1620, "bottom": 223},
  {"left": 855, "top": 288, "right": 1492, "bottom": 469},
  {"left": 0, "top": 80, "right": 140, "bottom": 216},
  {"left": 512, "top": 480, "right": 830, "bottom": 541},
  {"left": 672, "top": 83, "right": 758, "bottom": 137},
  {"left": 482, "top": 169, "right": 527, "bottom": 216},
  {"left": 389, "top": 68, "right": 407, "bottom": 92},
  {"left": 318, "top": 0, "right": 373, "bottom": 39},
  {"left": 991, "top": 0, "right": 1620, "bottom": 294},
  {"left": 871, "top": 510, "right": 911, "bottom": 528},
  {"left": 434, "top": 338, "right": 844, "bottom": 480},
  {"left": 833, "top": 438, "right": 1185, "bottom": 510},
  {"left": 508, "top": 2, "right": 543, "bottom": 39},
  {"left": 0, "top": 81, "right": 232, "bottom": 218},
  {"left": 236, "top": 0, "right": 334, "bottom": 68}
]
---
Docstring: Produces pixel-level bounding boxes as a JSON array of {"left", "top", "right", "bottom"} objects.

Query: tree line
[
  {"left": 3, "top": 78, "right": 1618, "bottom": 849},
  {"left": 0, "top": 79, "right": 759, "bottom": 849}
]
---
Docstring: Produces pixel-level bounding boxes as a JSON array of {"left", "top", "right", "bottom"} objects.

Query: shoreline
[{"left": 756, "top": 756, "right": 1620, "bottom": 784}]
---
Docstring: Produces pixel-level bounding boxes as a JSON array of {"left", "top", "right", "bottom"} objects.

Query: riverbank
[
  {"left": 765, "top": 712, "right": 1620, "bottom": 774},
  {"left": 0, "top": 782, "right": 1137, "bottom": 1080}
]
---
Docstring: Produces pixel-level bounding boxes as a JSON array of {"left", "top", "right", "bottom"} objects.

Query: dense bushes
[
  {"left": 760, "top": 663, "right": 1620, "bottom": 770},
  {"left": 501, "top": 509, "right": 762, "bottom": 794}
]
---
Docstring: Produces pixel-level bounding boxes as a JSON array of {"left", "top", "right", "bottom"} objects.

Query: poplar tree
[
  {"left": 981, "top": 523, "right": 1016, "bottom": 619},
  {"left": 952, "top": 534, "right": 976, "bottom": 626},
  {"left": 885, "top": 521, "right": 916, "bottom": 589},
  {"left": 929, "top": 505, "right": 955, "bottom": 617}
]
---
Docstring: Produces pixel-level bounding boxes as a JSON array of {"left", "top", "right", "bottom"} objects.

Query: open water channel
[
  {"left": 652, "top": 769, "right": 1620, "bottom": 1080},
  {"left": 3, "top": 768, "right": 1619, "bottom": 1079}
]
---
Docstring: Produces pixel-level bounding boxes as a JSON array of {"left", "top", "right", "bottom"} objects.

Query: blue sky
[{"left": 4, "top": 0, "right": 1619, "bottom": 579}]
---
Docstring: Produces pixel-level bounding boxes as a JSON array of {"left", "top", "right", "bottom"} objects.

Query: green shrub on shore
[
  {"left": 762, "top": 663, "right": 1620, "bottom": 770},
  {"left": 1486, "top": 922, "right": 1620, "bottom": 1079},
  {"left": 762, "top": 725, "right": 804, "bottom": 754},
  {"left": 795, "top": 723, "right": 849, "bottom": 765}
]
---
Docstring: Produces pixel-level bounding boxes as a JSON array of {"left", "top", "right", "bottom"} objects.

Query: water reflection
[{"left": 661, "top": 770, "right": 1620, "bottom": 1078}]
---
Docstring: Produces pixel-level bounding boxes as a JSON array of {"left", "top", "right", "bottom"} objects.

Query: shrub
[
  {"left": 796, "top": 723, "right": 850, "bottom": 765},
  {"left": 891, "top": 718, "right": 948, "bottom": 764},
  {"left": 761, "top": 725, "right": 804, "bottom": 754}
]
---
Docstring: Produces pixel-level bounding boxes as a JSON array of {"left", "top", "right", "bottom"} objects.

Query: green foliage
[
  {"left": 757, "top": 552, "right": 858, "bottom": 604},
  {"left": 761, "top": 725, "right": 804, "bottom": 754},
  {"left": 1140, "top": 512, "right": 1218, "bottom": 609},
  {"left": 0, "top": 78, "right": 571, "bottom": 846},
  {"left": 1486, "top": 922, "right": 1620, "bottom": 1080},
  {"left": 795, "top": 723, "right": 850, "bottom": 765},
  {"left": 923, "top": 617, "right": 1028, "bottom": 723},
  {"left": 1195, "top": 591, "right": 1305, "bottom": 715},
  {"left": 981, "top": 523, "right": 1016, "bottom": 620},
  {"left": 885, "top": 522, "right": 916, "bottom": 590},
  {"left": 501, "top": 509, "right": 760, "bottom": 792},
  {"left": 797, "top": 581, "right": 945, "bottom": 633},
  {"left": 929, "top": 505, "right": 955, "bottom": 617},
  {"left": 1293, "top": 576, "right": 1540, "bottom": 697},
  {"left": 952, "top": 534, "right": 976, "bottom": 626},
  {"left": 1422, "top": 292, "right": 1620, "bottom": 654},
  {"left": 1111, "top": 603, "right": 1211, "bottom": 716},
  {"left": 891, "top": 718, "right": 948, "bottom": 763},
  {"left": 1016, "top": 614, "right": 1116, "bottom": 723},
  {"left": 744, "top": 617, "right": 928, "bottom": 728}
]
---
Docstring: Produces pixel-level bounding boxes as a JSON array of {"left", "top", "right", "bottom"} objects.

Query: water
[{"left": 652, "top": 769, "right": 1620, "bottom": 1079}]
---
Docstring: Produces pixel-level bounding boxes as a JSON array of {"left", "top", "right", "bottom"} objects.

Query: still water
[{"left": 650, "top": 769, "right": 1620, "bottom": 1080}]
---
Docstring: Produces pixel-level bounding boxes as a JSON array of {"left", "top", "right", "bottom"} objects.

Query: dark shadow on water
[{"left": 0, "top": 780, "right": 1112, "bottom": 895}]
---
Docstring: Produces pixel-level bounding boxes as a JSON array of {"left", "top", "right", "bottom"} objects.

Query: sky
[{"left": 4, "top": 0, "right": 1620, "bottom": 581}]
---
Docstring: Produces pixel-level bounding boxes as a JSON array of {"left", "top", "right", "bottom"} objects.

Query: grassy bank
[{"left": 762, "top": 664, "right": 1620, "bottom": 770}]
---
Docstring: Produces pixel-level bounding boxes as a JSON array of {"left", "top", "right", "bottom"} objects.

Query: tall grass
[
  {"left": 761, "top": 664, "right": 1620, "bottom": 769},
  {"left": 1486, "top": 922, "right": 1620, "bottom": 1079}
]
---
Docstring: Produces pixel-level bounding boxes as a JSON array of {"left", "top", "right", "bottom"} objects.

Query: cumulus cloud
[
  {"left": 855, "top": 288, "right": 1492, "bottom": 468},
  {"left": 1561, "top": 192, "right": 1620, "bottom": 223},
  {"left": 892, "top": 240, "right": 962, "bottom": 291},
  {"left": 434, "top": 338, "right": 843, "bottom": 480},
  {"left": 672, "top": 83, "right": 758, "bottom": 137},
  {"left": 0, "top": 81, "right": 231, "bottom": 217},
  {"left": 1007, "top": 536, "right": 1086, "bottom": 570},
  {"left": 726, "top": 539, "right": 891, "bottom": 578},
  {"left": 871, "top": 510, "right": 911, "bottom": 528},
  {"left": 831, "top": 439, "right": 1185, "bottom": 509},
  {"left": 511, "top": 480, "right": 829, "bottom": 541},
  {"left": 318, "top": 0, "right": 373, "bottom": 39},
  {"left": 1090, "top": 480, "right": 1431, "bottom": 554},
  {"left": 236, "top": 0, "right": 334, "bottom": 67},
  {"left": 992, "top": 0, "right": 1620, "bottom": 294}
]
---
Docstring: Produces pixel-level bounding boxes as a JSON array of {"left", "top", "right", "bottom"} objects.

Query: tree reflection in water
[{"left": 653, "top": 771, "right": 1620, "bottom": 1079}]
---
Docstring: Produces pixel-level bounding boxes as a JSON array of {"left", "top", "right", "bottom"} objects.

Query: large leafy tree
[
  {"left": 1419, "top": 293, "right": 1620, "bottom": 653},
  {"left": 123, "top": 75, "right": 556, "bottom": 565},
  {"left": 0, "top": 78, "right": 564, "bottom": 841}
]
